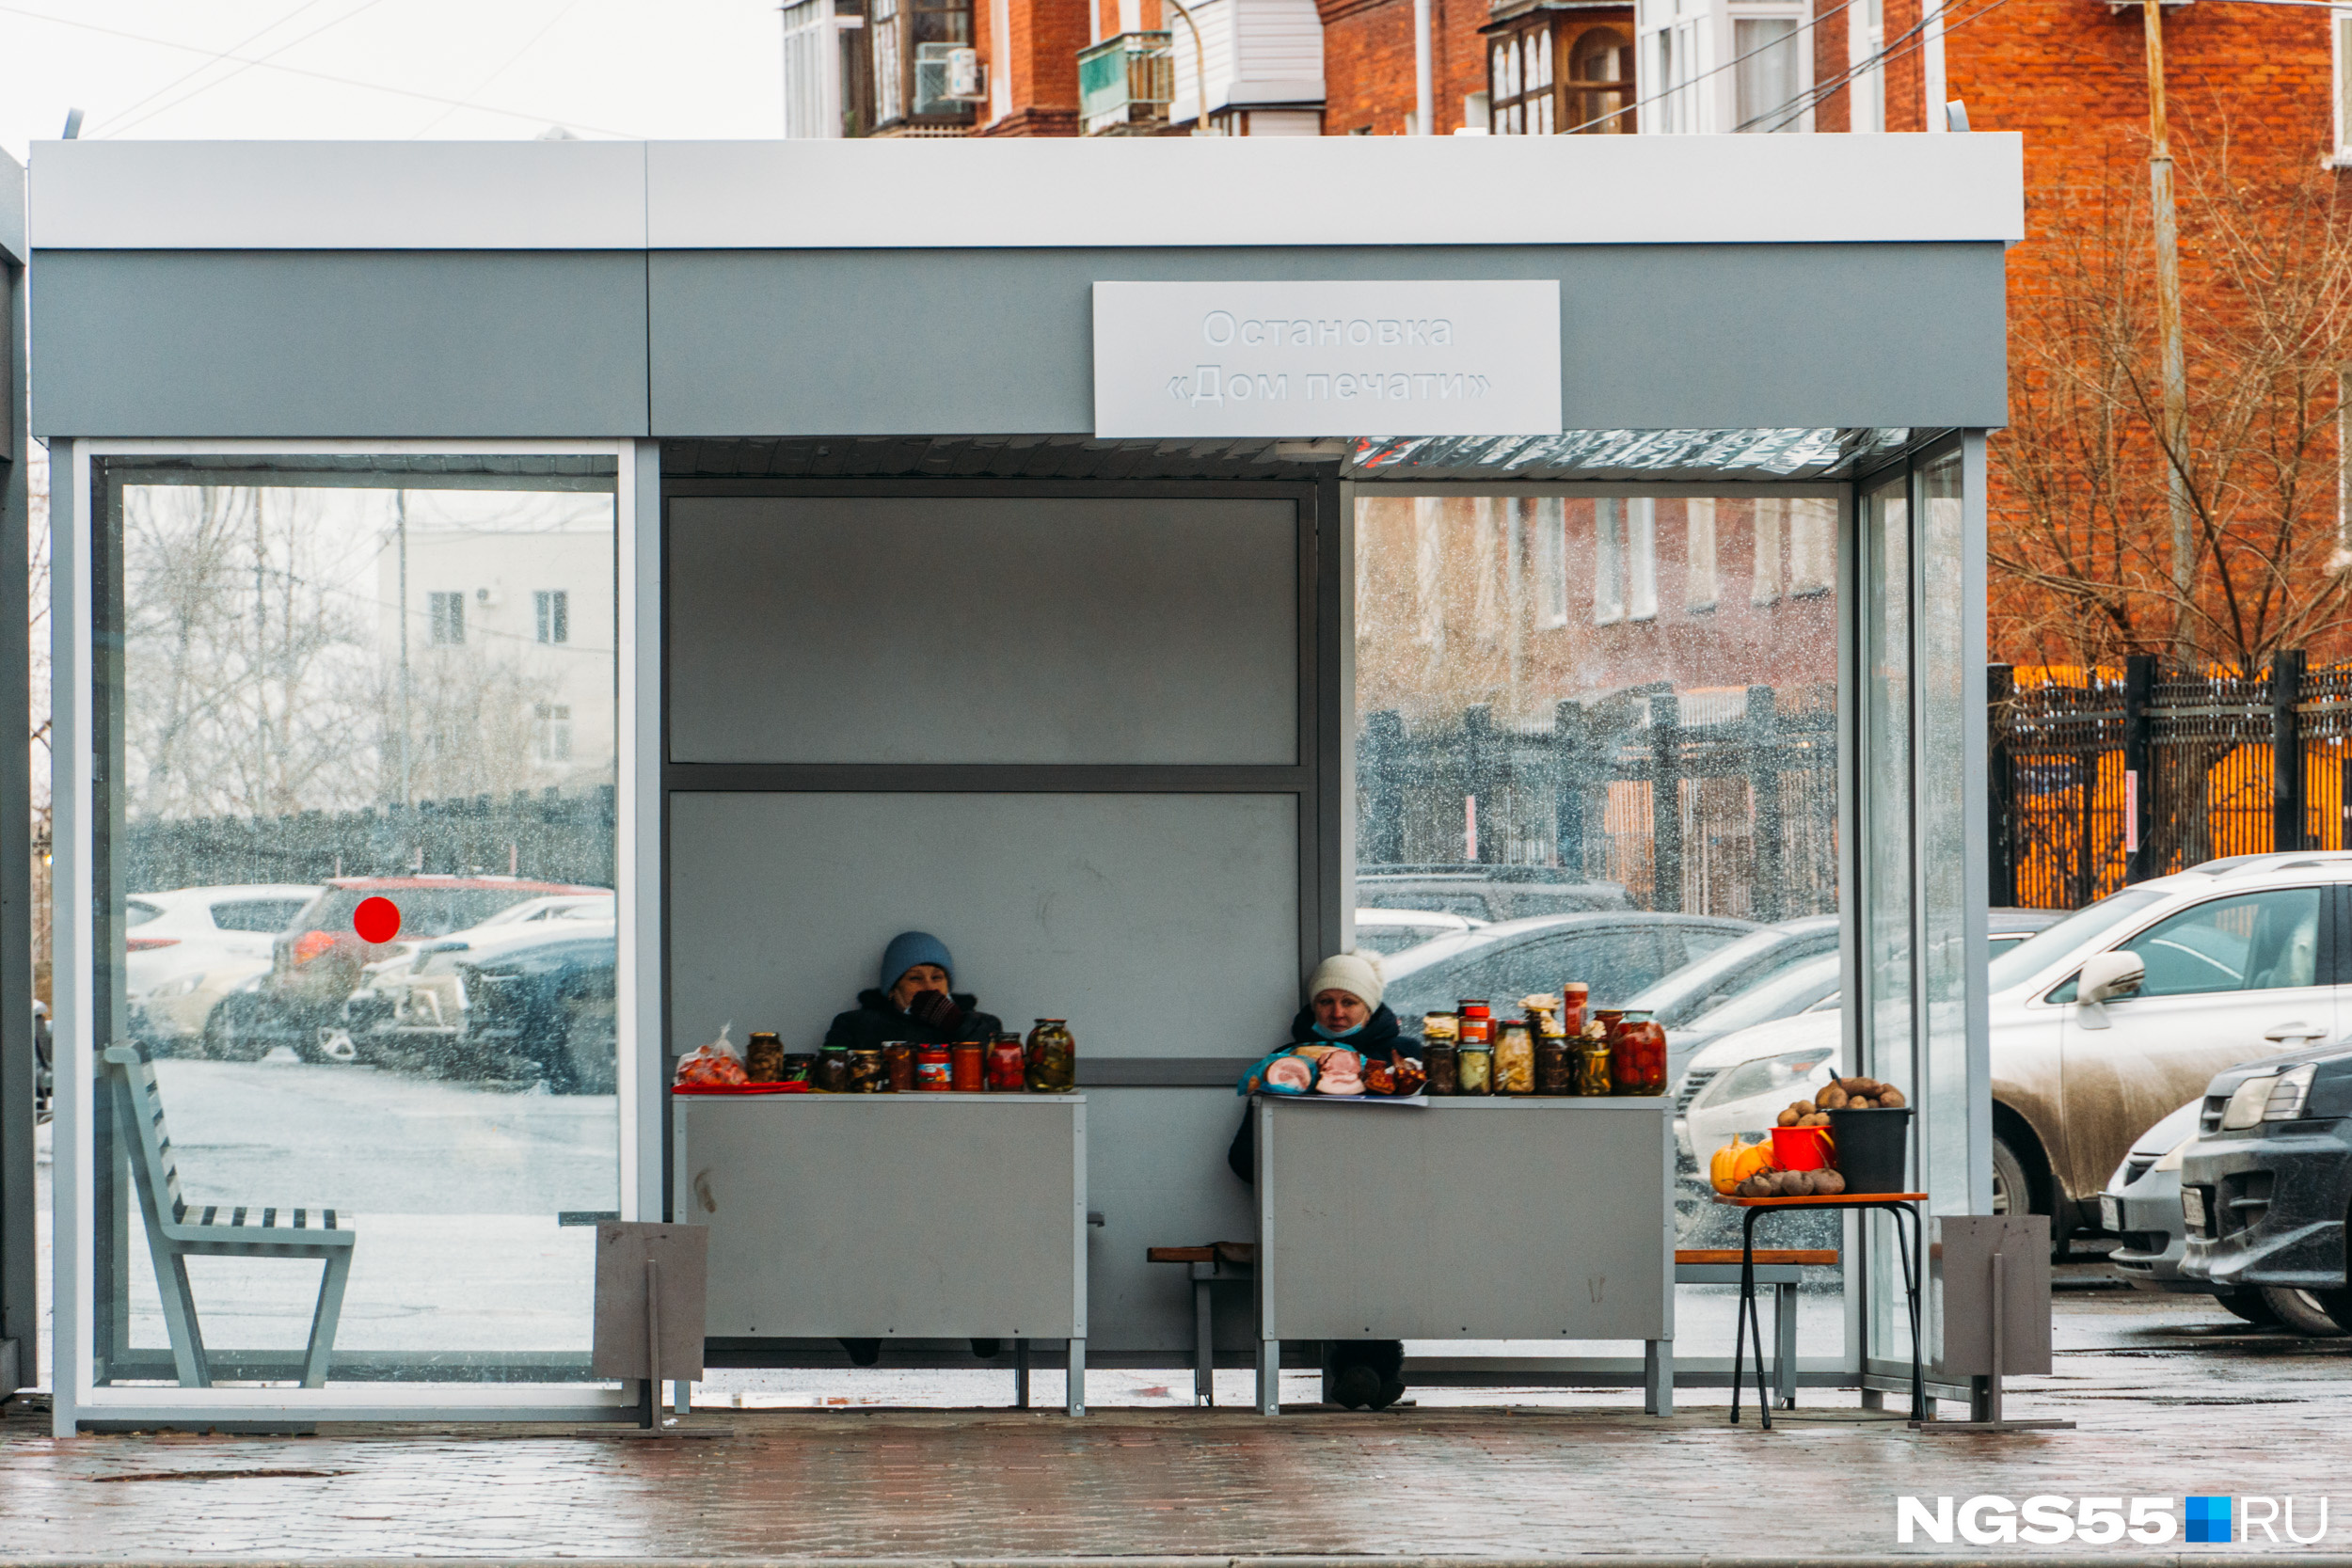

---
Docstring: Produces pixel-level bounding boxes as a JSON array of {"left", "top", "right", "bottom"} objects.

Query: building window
[
  {"left": 1594, "top": 499, "right": 1626, "bottom": 625},
  {"left": 1534, "top": 497, "right": 1568, "bottom": 627},
  {"left": 1685, "top": 498, "right": 1718, "bottom": 611},
  {"left": 1488, "top": 20, "right": 1556, "bottom": 134},
  {"left": 1788, "top": 498, "right": 1836, "bottom": 595},
  {"left": 1568, "top": 27, "right": 1634, "bottom": 132},
  {"left": 870, "top": 0, "right": 975, "bottom": 132},
  {"left": 1752, "top": 499, "right": 1783, "bottom": 605},
  {"left": 428, "top": 591, "right": 466, "bottom": 645},
  {"left": 535, "top": 704, "right": 574, "bottom": 764},
  {"left": 1849, "top": 0, "right": 1885, "bottom": 132},
  {"left": 535, "top": 589, "right": 569, "bottom": 645},
  {"left": 1733, "top": 15, "right": 1803, "bottom": 132},
  {"left": 1415, "top": 498, "right": 1446, "bottom": 646},
  {"left": 1628, "top": 498, "right": 1659, "bottom": 621}
]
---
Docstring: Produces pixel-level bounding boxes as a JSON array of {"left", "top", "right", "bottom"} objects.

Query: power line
[
  {"left": 0, "top": 2, "right": 644, "bottom": 137},
  {"left": 103, "top": 0, "right": 402, "bottom": 139},
  {"left": 406, "top": 0, "right": 589, "bottom": 140},
  {"left": 85, "top": 0, "right": 340, "bottom": 135},
  {"left": 1743, "top": 0, "right": 2011, "bottom": 134},
  {"left": 1558, "top": 0, "right": 1862, "bottom": 134}
]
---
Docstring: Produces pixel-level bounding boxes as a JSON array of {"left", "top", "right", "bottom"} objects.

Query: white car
[
  {"left": 1352, "top": 908, "right": 1487, "bottom": 957},
  {"left": 1679, "top": 854, "right": 2352, "bottom": 1234},
  {"left": 124, "top": 883, "right": 323, "bottom": 1052}
]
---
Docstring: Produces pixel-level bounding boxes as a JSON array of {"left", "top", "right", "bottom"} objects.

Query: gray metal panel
[
  {"left": 0, "top": 150, "right": 21, "bottom": 264},
  {"left": 666, "top": 792, "right": 1300, "bottom": 1060},
  {"left": 647, "top": 244, "right": 2008, "bottom": 436},
  {"left": 28, "top": 251, "right": 651, "bottom": 437},
  {"left": 667, "top": 496, "right": 1298, "bottom": 765},
  {"left": 677, "top": 1096, "right": 1083, "bottom": 1338},
  {"left": 1083, "top": 1087, "right": 1259, "bottom": 1358},
  {"left": 0, "top": 249, "right": 28, "bottom": 1394},
  {"left": 1258, "top": 1098, "right": 1673, "bottom": 1341}
]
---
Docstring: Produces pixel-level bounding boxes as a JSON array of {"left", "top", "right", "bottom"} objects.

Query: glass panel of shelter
[
  {"left": 1353, "top": 486, "right": 1850, "bottom": 1380},
  {"left": 87, "top": 455, "right": 620, "bottom": 1391}
]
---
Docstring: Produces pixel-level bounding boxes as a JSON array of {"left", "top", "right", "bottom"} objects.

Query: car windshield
[
  {"left": 1985, "top": 888, "right": 2168, "bottom": 993},
  {"left": 291, "top": 887, "right": 565, "bottom": 940},
  {"left": 1620, "top": 925, "right": 1827, "bottom": 1028},
  {"left": 1680, "top": 952, "right": 1840, "bottom": 1036}
]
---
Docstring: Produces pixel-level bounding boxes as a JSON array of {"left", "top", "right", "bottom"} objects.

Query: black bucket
[{"left": 1828, "top": 1107, "right": 1915, "bottom": 1195}]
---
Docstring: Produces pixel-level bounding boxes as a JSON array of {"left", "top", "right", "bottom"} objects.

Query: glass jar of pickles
[
  {"left": 1456, "top": 1042, "right": 1494, "bottom": 1095},
  {"left": 1611, "top": 1009, "right": 1668, "bottom": 1096},
  {"left": 1575, "top": 1034, "right": 1613, "bottom": 1096},
  {"left": 1025, "top": 1019, "right": 1076, "bottom": 1092}
]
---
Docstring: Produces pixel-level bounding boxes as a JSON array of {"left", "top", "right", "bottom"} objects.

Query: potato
[
  {"left": 1791, "top": 1100, "right": 1817, "bottom": 1117},
  {"left": 1739, "top": 1175, "right": 1772, "bottom": 1198},
  {"left": 1777, "top": 1107, "right": 1801, "bottom": 1127},
  {"left": 1817, "top": 1085, "right": 1848, "bottom": 1110},
  {"left": 1813, "top": 1169, "right": 1847, "bottom": 1195},
  {"left": 1803, "top": 1111, "right": 1831, "bottom": 1127},
  {"left": 1780, "top": 1170, "right": 1816, "bottom": 1197},
  {"left": 1845, "top": 1095, "right": 1875, "bottom": 1111},
  {"left": 1878, "top": 1086, "right": 1907, "bottom": 1109},
  {"left": 1851, "top": 1076, "right": 1884, "bottom": 1097}
]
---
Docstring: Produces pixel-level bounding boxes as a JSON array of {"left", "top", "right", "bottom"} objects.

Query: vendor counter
[
  {"left": 1253, "top": 1095, "right": 1676, "bottom": 1415},
  {"left": 673, "top": 1092, "right": 1089, "bottom": 1414}
]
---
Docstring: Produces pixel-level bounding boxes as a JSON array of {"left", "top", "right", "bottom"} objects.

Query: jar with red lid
[
  {"left": 1456, "top": 1000, "right": 1493, "bottom": 1049},
  {"left": 914, "top": 1043, "right": 952, "bottom": 1090},
  {"left": 1610, "top": 1010, "right": 1668, "bottom": 1095},
  {"left": 986, "top": 1035, "right": 1026, "bottom": 1091}
]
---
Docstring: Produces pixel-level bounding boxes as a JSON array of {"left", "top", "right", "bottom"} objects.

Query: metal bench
[
  {"left": 103, "top": 1044, "right": 357, "bottom": 1388},
  {"left": 1152, "top": 1241, "right": 1834, "bottom": 1409}
]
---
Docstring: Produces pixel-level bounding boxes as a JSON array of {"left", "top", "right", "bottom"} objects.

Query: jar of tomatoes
[{"left": 1610, "top": 1009, "right": 1668, "bottom": 1095}]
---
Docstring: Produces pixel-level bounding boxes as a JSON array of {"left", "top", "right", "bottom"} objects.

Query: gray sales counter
[
  {"left": 1253, "top": 1095, "right": 1676, "bottom": 1415},
  {"left": 673, "top": 1092, "right": 1090, "bottom": 1414}
]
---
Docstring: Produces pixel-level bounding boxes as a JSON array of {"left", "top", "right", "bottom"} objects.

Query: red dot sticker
[{"left": 353, "top": 896, "right": 402, "bottom": 944}]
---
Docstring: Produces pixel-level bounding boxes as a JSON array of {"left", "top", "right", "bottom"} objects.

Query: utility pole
[{"left": 2142, "top": 0, "right": 2192, "bottom": 645}]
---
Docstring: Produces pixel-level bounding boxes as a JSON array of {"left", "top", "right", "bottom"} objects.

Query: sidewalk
[{"left": 3, "top": 1282, "right": 2348, "bottom": 1562}]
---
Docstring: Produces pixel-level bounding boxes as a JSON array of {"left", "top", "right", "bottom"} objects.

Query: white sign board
[{"left": 1091, "top": 280, "right": 1562, "bottom": 439}]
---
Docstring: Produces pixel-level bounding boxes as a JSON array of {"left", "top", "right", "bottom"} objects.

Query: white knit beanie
[{"left": 1307, "top": 950, "right": 1385, "bottom": 1011}]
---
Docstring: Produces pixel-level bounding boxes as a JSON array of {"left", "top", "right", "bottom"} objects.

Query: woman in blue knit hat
[{"left": 821, "top": 929, "right": 1005, "bottom": 1056}]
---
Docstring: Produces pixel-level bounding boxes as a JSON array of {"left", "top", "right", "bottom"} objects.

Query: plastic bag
[{"left": 675, "top": 1022, "right": 749, "bottom": 1088}]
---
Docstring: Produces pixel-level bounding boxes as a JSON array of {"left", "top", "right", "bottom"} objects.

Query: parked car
[
  {"left": 122, "top": 883, "right": 323, "bottom": 1054},
  {"left": 1382, "top": 911, "right": 1758, "bottom": 1026},
  {"left": 1616, "top": 914, "right": 1838, "bottom": 1083},
  {"left": 208, "top": 876, "right": 610, "bottom": 1061},
  {"left": 341, "top": 914, "right": 617, "bottom": 1093},
  {"left": 2101, "top": 1097, "right": 2345, "bottom": 1335},
  {"left": 1674, "top": 907, "right": 2082, "bottom": 1180},
  {"left": 1356, "top": 865, "right": 1629, "bottom": 926},
  {"left": 1354, "top": 908, "right": 1487, "bottom": 957},
  {"left": 2177, "top": 1043, "right": 2352, "bottom": 1334}
]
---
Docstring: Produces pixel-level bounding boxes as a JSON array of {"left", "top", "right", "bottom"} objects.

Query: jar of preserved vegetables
[
  {"left": 1575, "top": 1037, "right": 1613, "bottom": 1097},
  {"left": 1535, "top": 1038, "right": 1573, "bottom": 1095},
  {"left": 951, "top": 1041, "right": 985, "bottom": 1092},
  {"left": 815, "top": 1044, "right": 850, "bottom": 1093},
  {"left": 1561, "top": 982, "right": 1590, "bottom": 1037},
  {"left": 849, "top": 1049, "right": 886, "bottom": 1092},
  {"left": 1423, "top": 1042, "right": 1459, "bottom": 1095},
  {"left": 882, "top": 1041, "right": 914, "bottom": 1092},
  {"left": 986, "top": 1035, "right": 1026, "bottom": 1091},
  {"left": 1611, "top": 1010, "right": 1668, "bottom": 1095},
  {"left": 914, "top": 1043, "right": 952, "bottom": 1090},
  {"left": 745, "top": 1031, "right": 786, "bottom": 1083},
  {"left": 1494, "top": 1022, "right": 1535, "bottom": 1095},
  {"left": 1456, "top": 1043, "right": 1494, "bottom": 1095},
  {"left": 1025, "top": 1019, "right": 1077, "bottom": 1093}
]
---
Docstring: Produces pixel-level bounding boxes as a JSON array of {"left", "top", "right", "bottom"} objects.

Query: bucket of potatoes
[{"left": 1711, "top": 1075, "right": 1908, "bottom": 1199}]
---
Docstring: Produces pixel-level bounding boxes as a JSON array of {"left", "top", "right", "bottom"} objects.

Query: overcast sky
[{"left": 0, "top": 0, "right": 787, "bottom": 164}]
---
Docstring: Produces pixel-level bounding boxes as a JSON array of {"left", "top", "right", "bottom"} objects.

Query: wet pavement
[{"left": 5, "top": 1278, "right": 2351, "bottom": 1561}]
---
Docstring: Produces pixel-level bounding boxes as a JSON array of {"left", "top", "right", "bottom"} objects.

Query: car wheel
[
  {"left": 1990, "top": 1136, "right": 2031, "bottom": 1219},
  {"left": 2312, "top": 1290, "right": 2352, "bottom": 1333},
  {"left": 2217, "top": 1289, "right": 2280, "bottom": 1327},
  {"left": 2260, "top": 1287, "right": 2347, "bottom": 1338}
]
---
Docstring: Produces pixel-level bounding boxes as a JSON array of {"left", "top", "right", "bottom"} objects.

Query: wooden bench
[
  {"left": 1151, "top": 1242, "right": 1834, "bottom": 1409},
  {"left": 103, "top": 1045, "right": 357, "bottom": 1388}
]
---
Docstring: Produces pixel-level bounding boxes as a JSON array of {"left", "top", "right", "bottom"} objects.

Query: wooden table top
[{"left": 1713, "top": 1192, "right": 1928, "bottom": 1207}]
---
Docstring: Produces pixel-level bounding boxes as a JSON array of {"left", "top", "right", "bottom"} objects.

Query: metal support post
[
  {"left": 2274, "top": 650, "right": 2306, "bottom": 852},
  {"left": 1649, "top": 692, "right": 1683, "bottom": 911},
  {"left": 2122, "top": 654, "right": 2154, "bottom": 881}
]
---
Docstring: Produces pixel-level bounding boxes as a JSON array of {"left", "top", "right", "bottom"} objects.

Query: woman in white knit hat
[{"left": 1225, "top": 948, "right": 1410, "bottom": 1411}]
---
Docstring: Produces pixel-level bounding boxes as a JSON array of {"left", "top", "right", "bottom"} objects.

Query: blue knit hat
[{"left": 881, "top": 930, "right": 954, "bottom": 992}]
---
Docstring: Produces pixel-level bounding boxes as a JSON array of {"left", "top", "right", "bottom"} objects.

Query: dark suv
[{"left": 2178, "top": 1044, "right": 2352, "bottom": 1329}]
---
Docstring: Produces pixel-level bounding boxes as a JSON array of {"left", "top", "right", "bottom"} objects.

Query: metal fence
[
  {"left": 119, "top": 786, "right": 617, "bottom": 894},
  {"left": 1991, "top": 653, "right": 2352, "bottom": 910},
  {"left": 1358, "top": 684, "right": 1840, "bottom": 920}
]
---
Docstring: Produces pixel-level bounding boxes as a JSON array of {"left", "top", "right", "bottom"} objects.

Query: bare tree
[{"left": 1993, "top": 129, "right": 2352, "bottom": 673}]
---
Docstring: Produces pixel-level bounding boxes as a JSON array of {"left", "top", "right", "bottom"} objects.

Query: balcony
[{"left": 1080, "top": 32, "right": 1175, "bottom": 135}]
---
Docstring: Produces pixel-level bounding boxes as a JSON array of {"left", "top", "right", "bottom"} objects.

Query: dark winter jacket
[
  {"left": 1226, "top": 1003, "right": 1411, "bottom": 1184},
  {"left": 822, "top": 989, "right": 1005, "bottom": 1054}
]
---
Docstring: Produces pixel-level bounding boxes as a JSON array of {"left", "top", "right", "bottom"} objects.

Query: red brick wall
[
  {"left": 979, "top": 0, "right": 1090, "bottom": 134},
  {"left": 1320, "top": 0, "right": 1489, "bottom": 135}
]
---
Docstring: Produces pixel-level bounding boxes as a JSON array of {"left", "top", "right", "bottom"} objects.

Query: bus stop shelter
[{"left": 17, "top": 133, "right": 2022, "bottom": 1432}]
